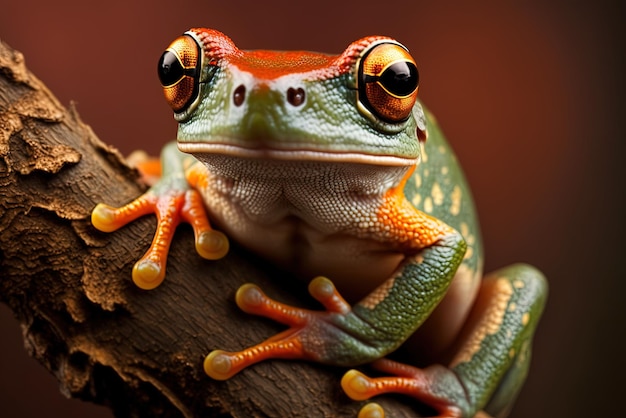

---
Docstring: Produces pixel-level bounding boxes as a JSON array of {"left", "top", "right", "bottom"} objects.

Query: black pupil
[
  {"left": 379, "top": 61, "right": 419, "bottom": 97},
  {"left": 158, "top": 51, "right": 184, "bottom": 86}
]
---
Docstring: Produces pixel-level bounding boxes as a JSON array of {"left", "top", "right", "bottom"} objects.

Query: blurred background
[{"left": 1, "top": 0, "right": 624, "bottom": 417}]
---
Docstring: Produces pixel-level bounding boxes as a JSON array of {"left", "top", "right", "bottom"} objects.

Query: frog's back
[{"left": 404, "top": 107, "right": 483, "bottom": 275}]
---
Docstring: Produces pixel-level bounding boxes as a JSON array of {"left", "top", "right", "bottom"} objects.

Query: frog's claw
[
  {"left": 204, "top": 277, "right": 352, "bottom": 380},
  {"left": 92, "top": 152, "right": 229, "bottom": 289},
  {"left": 342, "top": 359, "right": 465, "bottom": 418}
]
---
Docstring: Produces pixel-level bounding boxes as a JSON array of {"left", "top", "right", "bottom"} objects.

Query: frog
[{"left": 91, "top": 28, "right": 547, "bottom": 418}]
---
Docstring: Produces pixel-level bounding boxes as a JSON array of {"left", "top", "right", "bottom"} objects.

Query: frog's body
[
  {"left": 92, "top": 28, "right": 547, "bottom": 418},
  {"left": 196, "top": 155, "right": 411, "bottom": 298}
]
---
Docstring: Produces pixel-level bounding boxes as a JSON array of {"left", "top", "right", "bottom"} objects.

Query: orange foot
[
  {"left": 342, "top": 359, "right": 466, "bottom": 418},
  {"left": 204, "top": 276, "right": 357, "bottom": 380},
  {"left": 92, "top": 186, "right": 228, "bottom": 289}
]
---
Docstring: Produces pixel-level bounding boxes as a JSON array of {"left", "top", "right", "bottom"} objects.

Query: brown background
[{"left": 1, "top": 0, "right": 624, "bottom": 417}]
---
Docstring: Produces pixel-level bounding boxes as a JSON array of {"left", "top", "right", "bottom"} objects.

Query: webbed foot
[
  {"left": 342, "top": 359, "right": 465, "bottom": 418},
  {"left": 92, "top": 144, "right": 228, "bottom": 289},
  {"left": 93, "top": 189, "right": 227, "bottom": 289},
  {"left": 204, "top": 276, "right": 357, "bottom": 379}
]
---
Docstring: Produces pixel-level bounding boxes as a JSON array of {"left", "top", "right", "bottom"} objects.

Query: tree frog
[{"left": 91, "top": 28, "right": 547, "bottom": 418}]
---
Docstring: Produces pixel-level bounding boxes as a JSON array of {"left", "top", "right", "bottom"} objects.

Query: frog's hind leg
[
  {"left": 450, "top": 264, "right": 547, "bottom": 417},
  {"left": 474, "top": 272, "right": 546, "bottom": 418},
  {"left": 479, "top": 335, "right": 532, "bottom": 418},
  {"left": 342, "top": 264, "right": 547, "bottom": 417}
]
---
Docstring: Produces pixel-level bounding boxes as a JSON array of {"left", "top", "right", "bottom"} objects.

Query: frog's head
[{"left": 158, "top": 28, "right": 427, "bottom": 166}]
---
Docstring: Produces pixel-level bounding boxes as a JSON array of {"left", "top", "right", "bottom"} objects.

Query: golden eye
[
  {"left": 158, "top": 35, "right": 201, "bottom": 113},
  {"left": 357, "top": 42, "right": 419, "bottom": 123}
]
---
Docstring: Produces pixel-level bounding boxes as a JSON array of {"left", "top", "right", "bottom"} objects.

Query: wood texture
[{"left": 0, "top": 40, "right": 421, "bottom": 417}]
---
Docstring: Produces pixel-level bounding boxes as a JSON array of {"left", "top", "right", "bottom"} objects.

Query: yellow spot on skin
[
  {"left": 438, "top": 145, "right": 446, "bottom": 154},
  {"left": 518, "top": 340, "right": 530, "bottom": 364},
  {"left": 460, "top": 222, "right": 469, "bottom": 237},
  {"left": 450, "top": 185, "right": 462, "bottom": 216},
  {"left": 509, "top": 303, "right": 517, "bottom": 312},
  {"left": 450, "top": 278, "right": 514, "bottom": 367},
  {"left": 467, "top": 234, "right": 475, "bottom": 245},
  {"left": 509, "top": 348, "right": 516, "bottom": 358},
  {"left": 414, "top": 173, "right": 422, "bottom": 188},
  {"left": 431, "top": 182, "right": 444, "bottom": 206},
  {"left": 522, "top": 312, "right": 530, "bottom": 326},
  {"left": 459, "top": 223, "right": 474, "bottom": 260},
  {"left": 514, "top": 280, "right": 525, "bottom": 289},
  {"left": 411, "top": 193, "right": 422, "bottom": 207},
  {"left": 424, "top": 197, "right": 433, "bottom": 213},
  {"left": 441, "top": 166, "right": 449, "bottom": 175},
  {"left": 459, "top": 223, "right": 476, "bottom": 245}
]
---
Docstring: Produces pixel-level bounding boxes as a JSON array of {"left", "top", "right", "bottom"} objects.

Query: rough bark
[{"left": 0, "top": 40, "right": 423, "bottom": 417}]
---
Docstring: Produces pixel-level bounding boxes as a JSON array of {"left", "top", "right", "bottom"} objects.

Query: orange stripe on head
[
  {"left": 230, "top": 51, "right": 340, "bottom": 80},
  {"left": 190, "top": 29, "right": 397, "bottom": 82}
]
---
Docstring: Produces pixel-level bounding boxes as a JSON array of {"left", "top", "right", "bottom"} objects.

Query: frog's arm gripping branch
[{"left": 204, "top": 214, "right": 466, "bottom": 379}]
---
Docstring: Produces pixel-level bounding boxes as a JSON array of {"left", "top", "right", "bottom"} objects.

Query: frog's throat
[{"left": 178, "top": 142, "right": 419, "bottom": 167}]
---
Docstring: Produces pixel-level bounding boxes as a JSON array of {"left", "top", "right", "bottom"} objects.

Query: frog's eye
[
  {"left": 357, "top": 42, "right": 419, "bottom": 123},
  {"left": 158, "top": 35, "right": 202, "bottom": 113}
]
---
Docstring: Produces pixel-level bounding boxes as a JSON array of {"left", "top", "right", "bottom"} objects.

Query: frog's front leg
[
  {"left": 204, "top": 191, "right": 467, "bottom": 380},
  {"left": 342, "top": 264, "right": 548, "bottom": 418},
  {"left": 91, "top": 142, "right": 229, "bottom": 289}
]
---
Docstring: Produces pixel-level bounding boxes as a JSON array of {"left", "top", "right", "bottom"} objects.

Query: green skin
[
  {"left": 405, "top": 115, "right": 547, "bottom": 415},
  {"left": 94, "top": 29, "right": 548, "bottom": 417}
]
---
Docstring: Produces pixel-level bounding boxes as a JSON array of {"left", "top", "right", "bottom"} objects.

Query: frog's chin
[{"left": 178, "top": 141, "right": 418, "bottom": 167}]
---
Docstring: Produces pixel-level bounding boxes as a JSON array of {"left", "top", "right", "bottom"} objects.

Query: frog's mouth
[{"left": 178, "top": 141, "right": 419, "bottom": 167}]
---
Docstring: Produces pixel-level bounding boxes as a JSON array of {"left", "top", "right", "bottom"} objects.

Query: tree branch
[{"left": 0, "top": 40, "right": 419, "bottom": 417}]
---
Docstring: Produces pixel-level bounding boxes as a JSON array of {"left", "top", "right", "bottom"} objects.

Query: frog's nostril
[
  {"left": 287, "top": 87, "right": 305, "bottom": 107},
  {"left": 233, "top": 85, "right": 246, "bottom": 106}
]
